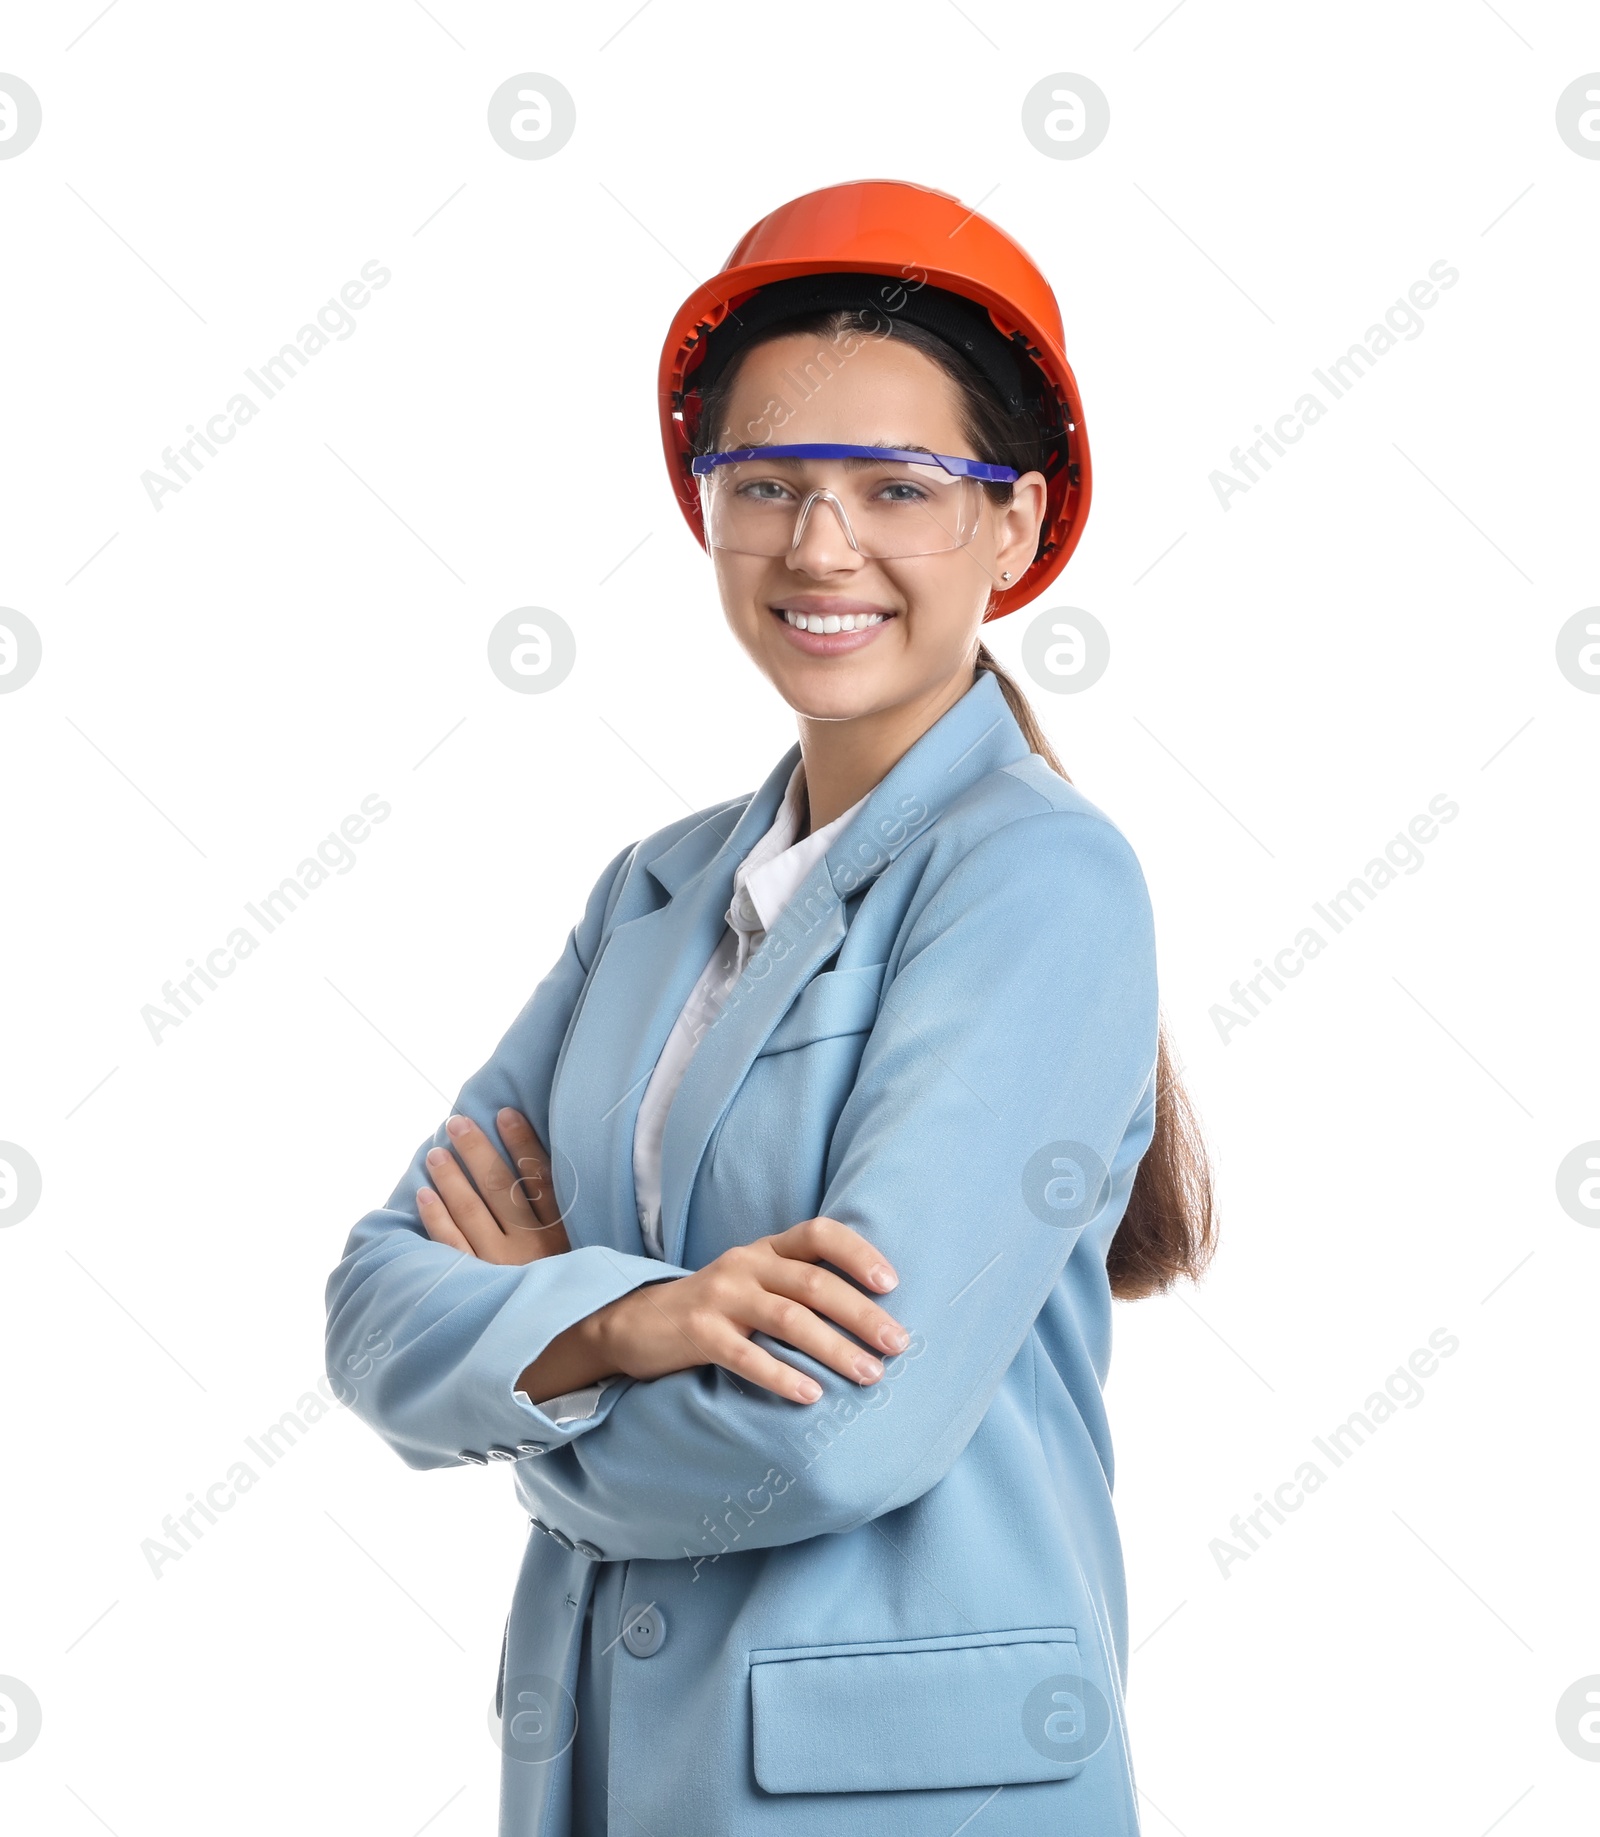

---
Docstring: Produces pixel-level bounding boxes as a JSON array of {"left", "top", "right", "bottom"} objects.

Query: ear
[{"left": 993, "top": 473, "right": 1049, "bottom": 584}]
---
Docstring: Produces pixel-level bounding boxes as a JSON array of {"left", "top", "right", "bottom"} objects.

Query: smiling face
[{"left": 702, "top": 332, "right": 1047, "bottom": 729}]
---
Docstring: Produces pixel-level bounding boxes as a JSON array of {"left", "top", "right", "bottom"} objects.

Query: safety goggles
[{"left": 691, "top": 443, "right": 1018, "bottom": 560}]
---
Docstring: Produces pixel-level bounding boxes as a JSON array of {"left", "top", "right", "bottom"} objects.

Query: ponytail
[{"left": 976, "top": 646, "right": 1217, "bottom": 1299}]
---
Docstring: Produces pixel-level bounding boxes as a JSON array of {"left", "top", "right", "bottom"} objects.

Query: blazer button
[
  {"left": 527, "top": 1516, "right": 548, "bottom": 1533},
  {"left": 486, "top": 1447, "right": 518, "bottom": 1461},
  {"left": 515, "top": 1441, "right": 547, "bottom": 1457},
  {"left": 621, "top": 1604, "right": 665, "bottom": 1658},
  {"left": 458, "top": 1450, "right": 488, "bottom": 1465},
  {"left": 573, "top": 1540, "right": 604, "bottom": 1561},
  {"left": 548, "top": 1527, "right": 575, "bottom": 1550}
]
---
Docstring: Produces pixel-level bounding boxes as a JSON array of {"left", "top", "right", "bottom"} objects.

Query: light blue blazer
[{"left": 325, "top": 670, "right": 1160, "bottom": 1836}]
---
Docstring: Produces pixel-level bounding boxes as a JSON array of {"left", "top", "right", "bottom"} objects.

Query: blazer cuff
[{"left": 457, "top": 1245, "right": 683, "bottom": 1462}]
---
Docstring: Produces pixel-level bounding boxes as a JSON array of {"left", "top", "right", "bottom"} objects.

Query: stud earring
[{"left": 1001, "top": 570, "right": 1012, "bottom": 581}]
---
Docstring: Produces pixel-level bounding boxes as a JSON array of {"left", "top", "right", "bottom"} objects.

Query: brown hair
[{"left": 693, "top": 310, "right": 1217, "bottom": 1298}]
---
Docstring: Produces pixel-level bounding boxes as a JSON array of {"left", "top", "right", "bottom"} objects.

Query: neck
[{"left": 796, "top": 662, "right": 980, "bottom": 833}]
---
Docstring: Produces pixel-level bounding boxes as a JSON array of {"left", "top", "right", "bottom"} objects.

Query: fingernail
[
  {"left": 797, "top": 1378, "right": 822, "bottom": 1402},
  {"left": 417, "top": 1186, "right": 436, "bottom": 1204},
  {"left": 853, "top": 1355, "right": 883, "bottom": 1383},
  {"left": 426, "top": 1147, "right": 448, "bottom": 1168},
  {"left": 869, "top": 1265, "right": 897, "bottom": 1290},
  {"left": 880, "top": 1325, "right": 910, "bottom": 1353},
  {"left": 446, "top": 1115, "right": 471, "bottom": 1138}
]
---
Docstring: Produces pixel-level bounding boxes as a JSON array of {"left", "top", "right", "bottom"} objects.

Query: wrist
[
  {"left": 516, "top": 1308, "right": 611, "bottom": 1406},
  {"left": 584, "top": 1293, "right": 627, "bottom": 1380}
]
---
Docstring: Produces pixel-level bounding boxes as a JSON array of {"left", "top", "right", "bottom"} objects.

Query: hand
[
  {"left": 592, "top": 1217, "right": 910, "bottom": 1404},
  {"left": 417, "top": 1108, "right": 571, "bottom": 1265}
]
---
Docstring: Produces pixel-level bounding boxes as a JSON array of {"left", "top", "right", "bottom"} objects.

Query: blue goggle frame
[{"left": 690, "top": 443, "right": 1020, "bottom": 483}]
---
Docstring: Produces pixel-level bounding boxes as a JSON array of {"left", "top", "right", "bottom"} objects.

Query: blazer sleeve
[
  {"left": 323, "top": 840, "right": 690, "bottom": 1470},
  {"left": 513, "top": 807, "right": 1160, "bottom": 1559}
]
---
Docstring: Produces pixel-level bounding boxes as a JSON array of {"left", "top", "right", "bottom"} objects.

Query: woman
[{"left": 325, "top": 179, "right": 1214, "bottom": 1837}]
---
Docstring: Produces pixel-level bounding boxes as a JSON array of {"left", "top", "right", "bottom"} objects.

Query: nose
[{"left": 786, "top": 489, "right": 865, "bottom": 577}]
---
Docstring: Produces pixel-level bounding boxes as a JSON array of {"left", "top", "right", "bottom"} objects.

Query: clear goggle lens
[{"left": 697, "top": 456, "right": 988, "bottom": 561}]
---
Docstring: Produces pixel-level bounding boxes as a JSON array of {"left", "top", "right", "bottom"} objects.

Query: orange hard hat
[{"left": 658, "top": 178, "right": 1090, "bottom": 620}]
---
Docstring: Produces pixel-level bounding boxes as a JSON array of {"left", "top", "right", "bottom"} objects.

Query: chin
[{"left": 772, "top": 670, "right": 889, "bottom": 723}]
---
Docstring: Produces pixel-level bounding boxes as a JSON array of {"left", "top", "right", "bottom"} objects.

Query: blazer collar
[
  {"left": 819, "top": 667, "right": 1027, "bottom": 902},
  {"left": 643, "top": 753, "right": 799, "bottom": 899}
]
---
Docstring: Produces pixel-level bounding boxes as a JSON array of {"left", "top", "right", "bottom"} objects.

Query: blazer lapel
[
  {"left": 657, "top": 670, "right": 1029, "bottom": 1269},
  {"left": 548, "top": 750, "right": 798, "bottom": 1258},
  {"left": 657, "top": 856, "right": 848, "bottom": 1267}
]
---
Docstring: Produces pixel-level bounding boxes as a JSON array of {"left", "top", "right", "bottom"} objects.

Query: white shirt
[{"left": 525, "top": 764, "right": 868, "bottom": 1424}]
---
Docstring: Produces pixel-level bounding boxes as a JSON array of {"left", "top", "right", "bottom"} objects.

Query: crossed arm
[
  {"left": 326, "top": 810, "right": 1157, "bottom": 1559},
  {"left": 411, "top": 1101, "right": 910, "bottom": 1406}
]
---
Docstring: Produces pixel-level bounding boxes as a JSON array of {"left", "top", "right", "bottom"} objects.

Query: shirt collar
[
  {"left": 642, "top": 669, "right": 1028, "bottom": 907},
  {"left": 729, "top": 764, "right": 867, "bottom": 939}
]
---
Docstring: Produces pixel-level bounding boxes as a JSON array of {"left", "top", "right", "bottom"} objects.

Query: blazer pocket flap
[
  {"left": 758, "top": 962, "right": 886, "bottom": 1056},
  {"left": 750, "top": 1628, "right": 1104, "bottom": 1794}
]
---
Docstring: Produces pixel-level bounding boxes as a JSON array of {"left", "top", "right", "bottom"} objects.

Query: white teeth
[{"left": 780, "top": 608, "right": 888, "bottom": 632}]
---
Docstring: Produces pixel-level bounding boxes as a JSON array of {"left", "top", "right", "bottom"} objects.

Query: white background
[{"left": 2, "top": 3, "right": 1597, "bottom": 1832}]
